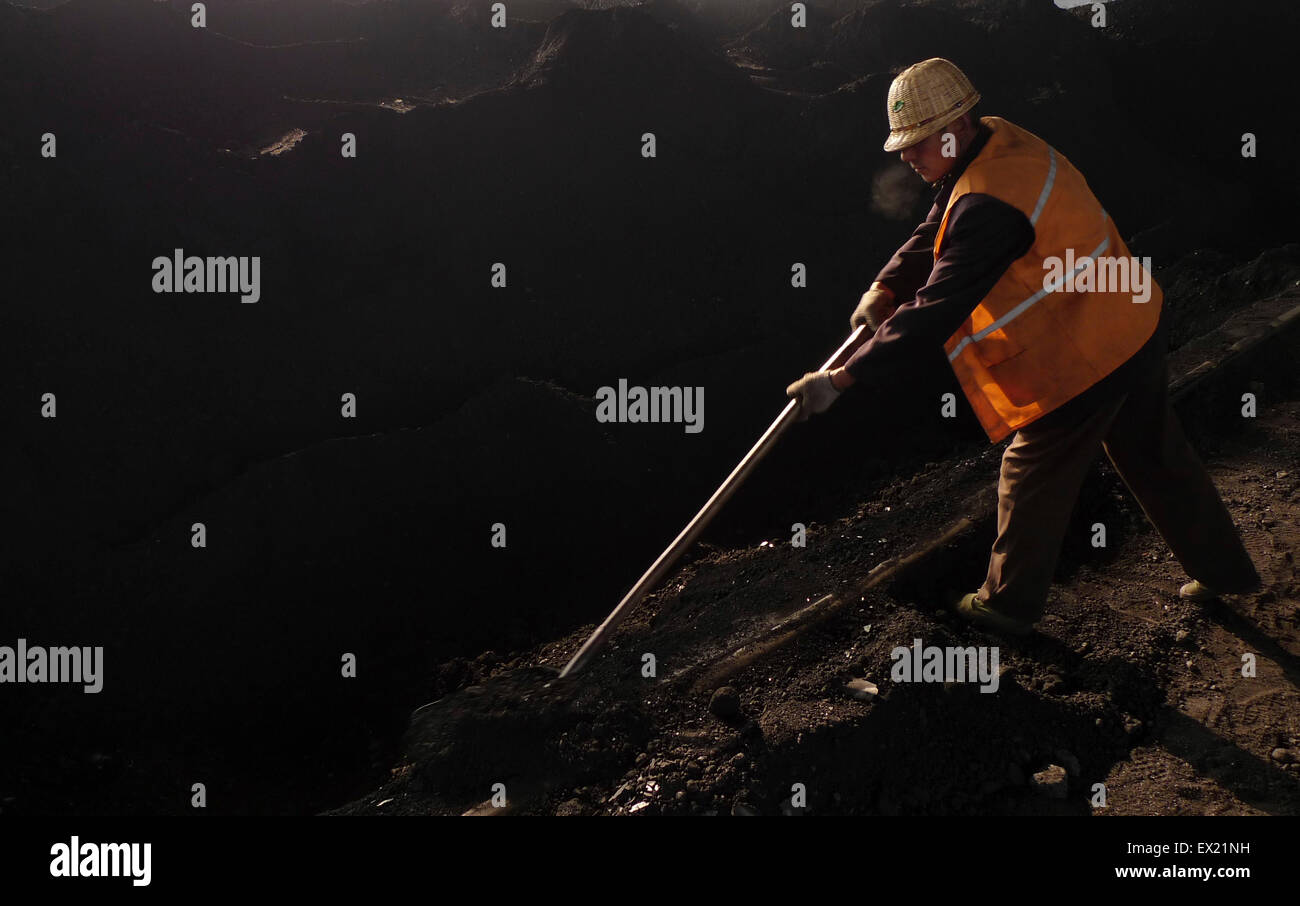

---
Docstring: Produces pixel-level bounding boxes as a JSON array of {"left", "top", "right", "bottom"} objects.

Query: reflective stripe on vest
[{"left": 1028, "top": 147, "right": 1056, "bottom": 227}]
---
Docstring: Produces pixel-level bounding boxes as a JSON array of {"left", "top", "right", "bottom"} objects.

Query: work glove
[
  {"left": 786, "top": 370, "right": 841, "bottom": 421},
  {"left": 850, "top": 284, "right": 897, "bottom": 334}
]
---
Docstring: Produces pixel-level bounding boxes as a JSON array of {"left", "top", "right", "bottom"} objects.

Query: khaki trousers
[{"left": 978, "top": 343, "right": 1260, "bottom": 621}]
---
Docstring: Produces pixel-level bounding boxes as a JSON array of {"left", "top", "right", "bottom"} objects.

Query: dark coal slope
[{"left": 2, "top": 0, "right": 550, "bottom": 147}]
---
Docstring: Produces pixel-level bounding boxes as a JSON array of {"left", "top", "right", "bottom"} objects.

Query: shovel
[{"left": 560, "top": 325, "right": 869, "bottom": 677}]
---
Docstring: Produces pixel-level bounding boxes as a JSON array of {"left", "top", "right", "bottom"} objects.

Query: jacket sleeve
[
  {"left": 843, "top": 192, "right": 1035, "bottom": 384},
  {"left": 871, "top": 199, "right": 944, "bottom": 303}
]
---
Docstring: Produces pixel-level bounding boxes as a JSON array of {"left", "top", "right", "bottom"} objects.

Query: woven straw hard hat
[{"left": 883, "top": 58, "right": 980, "bottom": 152}]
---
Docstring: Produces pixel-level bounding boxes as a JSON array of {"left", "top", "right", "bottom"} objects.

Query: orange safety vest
[{"left": 936, "top": 117, "right": 1162, "bottom": 443}]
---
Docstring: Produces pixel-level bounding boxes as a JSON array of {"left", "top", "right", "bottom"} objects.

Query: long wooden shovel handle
[{"left": 559, "top": 325, "right": 870, "bottom": 678}]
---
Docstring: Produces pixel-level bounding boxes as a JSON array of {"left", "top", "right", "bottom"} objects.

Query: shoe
[
  {"left": 1179, "top": 580, "right": 1219, "bottom": 602},
  {"left": 953, "top": 592, "right": 1035, "bottom": 636}
]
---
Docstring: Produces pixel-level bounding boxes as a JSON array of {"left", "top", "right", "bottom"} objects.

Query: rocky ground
[{"left": 334, "top": 289, "right": 1300, "bottom": 817}]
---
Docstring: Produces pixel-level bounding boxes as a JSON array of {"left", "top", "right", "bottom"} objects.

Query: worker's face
[
  {"left": 898, "top": 119, "right": 970, "bottom": 183},
  {"left": 899, "top": 130, "right": 954, "bottom": 183}
]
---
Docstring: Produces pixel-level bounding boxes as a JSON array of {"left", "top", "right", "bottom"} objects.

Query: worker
[{"left": 786, "top": 58, "right": 1260, "bottom": 635}]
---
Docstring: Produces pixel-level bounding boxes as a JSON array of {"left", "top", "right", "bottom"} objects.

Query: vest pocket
[
  {"left": 968, "top": 268, "right": 1041, "bottom": 366},
  {"left": 984, "top": 349, "right": 1039, "bottom": 408}
]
